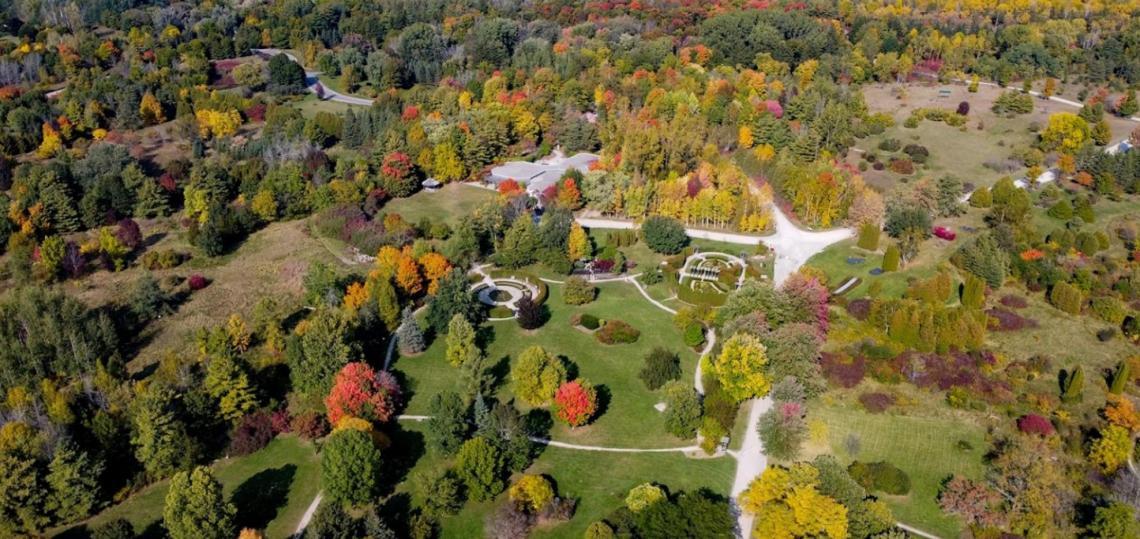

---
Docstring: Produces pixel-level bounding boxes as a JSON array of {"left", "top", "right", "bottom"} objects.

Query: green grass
[
  {"left": 392, "top": 281, "right": 698, "bottom": 448},
  {"left": 810, "top": 404, "right": 986, "bottom": 538},
  {"left": 384, "top": 184, "right": 497, "bottom": 227},
  {"left": 291, "top": 93, "right": 354, "bottom": 118},
  {"left": 57, "top": 436, "right": 320, "bottom": 539},
  {"left": 394, "top": 423, "right": 734, "bottom": 539}
]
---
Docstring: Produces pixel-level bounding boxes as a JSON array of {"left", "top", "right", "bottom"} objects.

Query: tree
[
  {"left": 762, "top": 323, "right": 825, "bottom": 397},
  {"left": 509, "top": 475, "right": 555, "bottom": 513},
  {"left": 1090, "top": 424, "right": 1133, "bottom": 474},
  {"left": 1111, "top": 361, "right": 1132, "bottom": 395},
  {"left": 553, "top": 379, "right": 598, "bottom": 427},
  {"left": 324, "top": 362, "right": 402, "bottom": 425},
  {"left": 1089, "top": 502, "right": 1140, "bottom": 539},
  {"left": 955, "top": 233, "right": 1009, "bottom": 288},
  {"left": 130, "top": 274, "right": 171, "bottom": 322},
  {"left": 567, "top": 223, "right": 590, "bottom": 260},
  {"left": 495, "top": 216, "right": 538, "bottom": 268},
  {"left": 857, "top": 223, "right": 880, "bottom": 251},
  {"left": 961, "top": 274, "right": 986, "bottom": 309},
  {"left": 396, "top": 307, "right": 425, "bottom": 355},
  {"left": 882, "top": 245, "right": 900, "bottom": 271},
  {"left": 938, "top": 475, "right": 1003, "bottom": 528},
  {"left": 455, "top": 437, "right": 505, "bottom": 501},
  {"left": 395, "top": 255, "right": 424, "bottom": 296},
  {"left": 90, "top": 519, "right": 135, "bottom": 539},
  {"left": 204, "top": 355, "right": 258, "bottom": 422},
  {"left": 515, "top": 296, "right": 544, "bottom": 330},
  {"left": 662, "top": 381, "right": 702, "bottom": 438},
  {"left": 426, "top": 269, "right": 481, "bottom": 333},
  {"left": 380, "top": 152, "right": 418, "bottom": 197},
  {"left": 641, "top": 216, "right": 689, "bottom": 254},
  {"left": 132, "top": 386, "right": 198, "bottom": 479},
  {"left": 1119, "top": 91, "right": 1139, "bottom": 118},
  {"left": 163, "top": 466, "right": 236, "bottom": 539},
  {"left": 446, "top": 314, "right": 480, "bottom": 368},
  {"left": 139, "top": 92, "right": 165, "bottom": 125},
  {"left": 1040, "top": 112, "right": 1090, "bottom": 153},
  {"left": 289, "top": 308, "right": 358, "bottom": 398},
  {"left": 1049, "top": 282, "right": 1084, "bottom": 315},
  {"left": 303, "top": 502, "right": 357, "bottom": 539},
  {"left": 400, "top": 23, "right": 446, "bottom": 84},
  {"left": 713, "top": 333, "right": 770, "bottom": 402},
  {"left": 45, "top": 443, "right": 102, "bottom": 522},
  {"left": 758, "top": 401, "right": 807, "bottom": 460},
  {"left": 0, "top": 452, "right": 49, "bottom": 535},
  {"left": 267, "top": 54, "right": 306, "bottom": 94},
  {"left": 1061, "top": 366, "right": 1084, "bottom": 404},
  {"left": 512, "top": 346, "right": 567, "bottom": 405},
  {"left": 426, "top": 392, "right": 468, "bottom": 455},
  {"left": 322, "top": 429, "right": 383, "bottom": 505},
  {"left": 639, "top": 348, "right": 681, "bottom": 390}
]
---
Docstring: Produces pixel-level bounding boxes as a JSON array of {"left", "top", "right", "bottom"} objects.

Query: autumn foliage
[
  {"left": 324, "top": 362, "right": 402, "bottom": 425},
  {"left": 553, "top": 380, "right": 597, "bottom": 427}
]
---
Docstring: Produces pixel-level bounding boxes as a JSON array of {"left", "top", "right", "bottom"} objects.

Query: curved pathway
[{"left": 252, "top": 48, "right": 375, "bottom": 106}]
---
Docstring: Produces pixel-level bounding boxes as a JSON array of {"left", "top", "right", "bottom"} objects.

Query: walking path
[
  {"left": 252, "top": 48, "right": 375, "bottom": 106},
  {"left": 293, "top": 492, "right": 322, "bottom": 536}
]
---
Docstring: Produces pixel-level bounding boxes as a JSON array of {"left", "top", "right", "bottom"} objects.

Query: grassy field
[
  {"left": 291, "top": 93, "right": 355, "bottom": 118},
  {"left": 393, "top": 423, "right": 734, "bottom": 539},
  {"left": 807, "top": 404, "right": 987, "bottom": 538},
  {"left": 384, "top": 184, "right": 497, "bottom": 226},
  {"left": 63, "top": 218, "right": 354, "bottom": 372},
  {"left": 57, "top": 436, "right": 320, "bottom": 539},
  {"left": 392, "top": 280, "right": 699, "bottom": 448}
]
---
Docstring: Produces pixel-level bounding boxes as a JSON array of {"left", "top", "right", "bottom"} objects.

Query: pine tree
[
  {"left": 204, "top": 355, "right": 258, "bottom": 423},
  {"left": 134, "top": 178, "right": 171, "bottom": 218},
  {"left": 961, "top": 274, "right": 985, "bottom": 310},
  {"left": 1119, "top": 90, "right": 1139, "bottom": 117},
  {"left": 163, "top": 467, "right": 237, "bottom": 539},
  {"left": 40, "top": 174, "right": 82, "bottom": 233},
  {"left": 1110, "top": 361, "right": 1131, "bottom": 395},
  {"left": 46, "top": 443, "right": 103, "bottom": 522},
  {"left": 374, "top": 276, "right": 400, "bottom": 332},
  {"left": 446, "top": 314, "right": 480, "bottom": 368},
  {"left": 396, "top": 307, "right": 425, "bottom": 355},
  {"left": 857, "top": 223, "right": 880, "bottom": 251},
  {"left": 342, "top": 109, "right": 364, "bottom": 148}
]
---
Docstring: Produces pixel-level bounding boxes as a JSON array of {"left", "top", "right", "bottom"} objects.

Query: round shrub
[
  {"left": 1098, "top": 328, "right": 1117, "bottom": 342},
  {"left": 888, "top": 158, "right": 914, "bottom": 175},
  {"left": 1016, "top": 414, "right": 1054, "bottom": 436},
  {"left": 872, "top": 161, "right": 885, "bottom": 171},
  {"left": 683, "top": 323, "right": 706, "bottom": 348},
  {"left": 290, "top": 411, "right": 330, "bottom": 440},
  {"left": 641, "top": 216, "right": 689, "bottom": 254},
  {"left": 858, "top": 392, "right": 896, "bottom": 414},
  {"left": 878, "top": 138, "right": 901, "bottom": 152},
  {"left": 577, "top": 313, "right": 600, "bottom": 330},
  {"left": 847, "top": 461, "right": 911, "bottom": 495},
  {"left": 902, "top": 144, "right": 929, "bottom": 163},
  {"left": 562, "top": 276, "right": 597, "bottom": 305},
  {"left": 1091, "top": 296, "right": 1128, "bottom": 325},
  {"left": 188, "top": 274, "right": 209, "bottom": 290},
  {"left": 596, "top": 320, "right": 640, "bottom": 344},
  {"left": 229, "top": 410, "right": 275, "bottom": 455},
  {"left": 1049, "top": 282, "right": 1084, "bottom": 315}
]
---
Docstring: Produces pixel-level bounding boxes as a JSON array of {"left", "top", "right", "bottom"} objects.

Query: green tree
[
  {"left": 426, "top": 392, "right": 468, "bottom": 455},
  {"left": 455, "top": 437, "right": 505, "bottom": 501},
  {"left": 322, "top": 429, "right": 383, "bottom": 505},
  {"left": 641, "top": 216, "right": 689, "bottom": 254},
  {"left": 267, "top": 54, "right": 306, "bottom": 94},
  {"left": 396, "top": 306, "right": 426, "bottom": 355},
  {"left": 446, "top": 314, "right": 480, "bottom": 368},
  {"left": 713, "top": 333, "right": 771, "bottom": 402},
  {"left": 882, "top": 245, "right": 900, "bottom": 272},
  {"left": 413, "top": 468, "right": 465, "bottom": 517},
  {"left": 130, "top": 274, "right": 172, "bottom": 322},
  {"left": 134, "top": 178, "right": 170, "bottom": 218},
  {"left": 374, "top": 276, "right": 400, "bottom": 332},
  {"left": 662, "top": 381, "right": 702, "bottom": 438},
  {"left": 0, "top": 452, "right": 49, "bottom": 535},
  {"left": 288, "top": 308, "right": 358, "bottom": 398},
  {"left": 131, "top": 386, "right": 198, "bottom": 479},
  {"left": 1110, "top": 361, "right": 1132, "bottom": 395},
  {"left": 1089, "top": 502, "right": 1140, "bottom": 538},
  {"left": 1061, "top": 366, "right": 1084, "bottom": 404},
  {"left": 954, "top": 233, "right": 1009, "bottom": 288},
  {"left": 1119, "top": 91, "right": 1139, "bottom": 118},
  {"left": 857, "top": 223, "right": 880, "bottom": 251},
  {"left": 511, "top": 345, "right": 567, "bottom": 405},
  {"left": 163, "top": 466, "right": 236, "bottom": 539},
  {"left": 426, "top": 268, "right": 482, "bottom": 333},
  {"left": 960, "top": 274, "right": 986, "bottom": 309},
  {"left": 1049, "top": 282, "right": 1084, "bottom": 315},
  {"left": 46, "top": 443, "right": 103, "bottom": 522},
  {"left": 495, "top": 216, "right": 538, "bottom": 268}
]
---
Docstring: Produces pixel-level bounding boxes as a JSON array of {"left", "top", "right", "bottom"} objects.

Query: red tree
[
  {"left": 324, "top": 362, "right": 402, "bottom": 425},
  {"left": 498, "top": 179, "right": 524, "bottom": 196},
  {"left": 556, "top": 178, "right": 582, "bottom": 209},
  {"left": 1016, "top": 414, "right": 1054, "bottom": 436},
  {"left": 781, "top": 273, "right": 830, "bottom": 334},
  {"left": 381, "top": 151, "right": 413, "bottom": 180},
  {"left": 553, "top": 380, "right": 597, "bottom": 428}
]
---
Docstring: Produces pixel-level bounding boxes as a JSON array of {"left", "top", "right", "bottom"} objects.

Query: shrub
[
  {"left": 683, "top": 323, "right": 706, "bottom": 348},
  {"left": 188, "top": 274, "right": 209, "bottom": 290},
  {"left": 847, "top": 461, "right": 911, "bottom": 495},
  {"left": 1092, "top": 296, "right": 1128, "bottom": 325},
  {"left": 878, "top": 138, "right": 901, "bottom": 152},
  {"left": 999, "top": 295, "right": 1028, "bottom": 309},
  {"left": 578, "top": 313, "right": 600, "bottom": 330},
  {"left": 229, "top": 411, "right": 275, "bottom": 455},
  {"left": 821, "top": 352, "right": 865, "bottom": 388},
  {"left": 902, "top": 144, "right": 930, "bottom": 163},
  {"left": 290, "top": 412, "right": 330, "bottom": 440},
  {"left": 1047, "top": 199, "right": 1073, "bottom": 219},
  {"left": 858, "top": 392, "right": 895, "bottom": 414},
  {"left": 1016, "top": 414, "right": 1054, "bottom": 436},
  {"left": 985, "top": 308, "right": 1039, "bottom": 331},
  {"left": 956, "top": 101, "right": 970, "bottom": 115},
  {"left": 845, "top": 299, "right": 872, "bottom": 320},
  {"left": 639, "top": 348, "right": 681, "bottom": 390},
  {"left": 882, "top": 245, "right": 900, "bottom": 271},
  {"left": 888, "top": 157, "right": 914, "bottom": 174},
  {"left": 1098, "top": 328, "right": 1117, "bottom": 342},
  {"left": 516, "top": 296, "right": 545, "bottom": 330},
  {"left": 857, "top": 223, "right": 880, "bottom": 251},
  {"left": 596, "top": 320, "right": 640, "bottom": 344},
  {"left": 1049, "top": 282, "right": 1084, "bottom": 314},
  {"left": 641, "top": 216, "right": 689, "bottom": 254},
  {"left": 562, "top": 276, "right": 596, "bottom": 305},
  {"left": 992, "top": 91, "right": 1033, "bottom": 115},
  {"left": 141, "top": 249, "right": 187, "bottom": 270}
]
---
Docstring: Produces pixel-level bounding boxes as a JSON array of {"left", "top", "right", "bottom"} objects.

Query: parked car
[{"left": 933, "top": 226, "right": 956, "bottom": 241}]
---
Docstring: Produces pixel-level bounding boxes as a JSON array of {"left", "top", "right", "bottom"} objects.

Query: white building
[{"left": 486, "top": 151, "right": 599, "bottom": 198}]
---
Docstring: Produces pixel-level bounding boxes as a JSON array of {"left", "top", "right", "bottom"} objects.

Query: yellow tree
[
  {"left": 139, "top": 92, "right": 165, "bottom": 125},
  {"left": 37, "top": 122, "right": 62, "bottom": 158},
  {"left": 395, "top": 255, "right": 424, "bottom": 296},
  {"left": 713, "top": 333, "right": 770, "bottom": 402},
  {"left": 195, "top": 109, "right": 242, "bottom": 139},
  {"left": 567, "top": 223, "right": 590, "bottom": 260},
  {"left": 418, "top": 252, "right": 452, "bottom": 294},
  {"left": 1040, "top": 112, "right": 1090, "bottom": 154},
  {"left": 738, "top": 125, "right": 754, "bottom": 149}
]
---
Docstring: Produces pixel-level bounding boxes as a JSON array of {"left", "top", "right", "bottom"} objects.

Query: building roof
[{"left": 487, "top": 153, "right": 600, "bottom": 194}]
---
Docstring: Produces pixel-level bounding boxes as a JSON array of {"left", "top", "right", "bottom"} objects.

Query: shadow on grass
[
  {"left": 485, "top": 355, "right": 511, "bottom": 394},
  {"left": 378, "top": 424, "right": 426, "bottom": 498},
  {"left": 231, "top": 464, "right": 298, "bottom": 530}
]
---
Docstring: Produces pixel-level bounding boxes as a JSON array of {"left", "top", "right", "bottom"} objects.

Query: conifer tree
[
  {"left": 396, "top": 306, "right": 425, "bottom": 355},
  {"left": 1110, "top": 361, "right": 1131, "bottom": 395},
  {"left": 1061, "top": 366, "right": 1084, "bottom": 403},
  {"left": 134, "top": 178, "right": 171, "bottom": 218}
]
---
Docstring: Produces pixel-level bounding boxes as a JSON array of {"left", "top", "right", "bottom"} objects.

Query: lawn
[
  {"left": 393, "top": 423, "right": 734, "bottom": 539},
  {"left": 808, "top": 404, "right": 987, "bottom": 538},
  {"left": 291, "top": 93, "right": 354, "bottom": 118},
  {"left": 384, "top": 184, "right": 497, "bottom": 226},
  {"left": 391, "top": 280, "right": 699, "bottom": 448},
  {"left": 56, "top": 436, "right": 320, "bottom": 539}
]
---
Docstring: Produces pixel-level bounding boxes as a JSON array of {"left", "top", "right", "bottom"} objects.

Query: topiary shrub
[
  {"left": 882, "top": 245, "right": 900, "bottom": 272},
  {"left": 1017, "top": 414, "right": 1055, "bottom": 436},
  {"left": 639, "top": 348, "right": 681, "bottom": 390},
  {"left": 596, "top": 320, "right": 640, "bottom": 344},
  {"left": 1091, "top": 296, "right": 1128, "bottom": 325},
  {"left": 857, "top": 223, "right": 881, "bottom": 251},
  {"left": 847, "top": 461, "right": 911, "bottom": 495}
]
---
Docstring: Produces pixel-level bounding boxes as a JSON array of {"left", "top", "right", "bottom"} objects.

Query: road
[{"left": 251, "top": 48, "right": 376, "bottom": 107}]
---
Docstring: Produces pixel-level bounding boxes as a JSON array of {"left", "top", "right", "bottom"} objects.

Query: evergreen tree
[
  {"left": 882, "top": 245, "right": 900, "bottom": 272},
  {"left": 40, "top": 173, "right": 82, "bottom": 233},
  {"left": 1110, "top": 361, "right": 1131, "bottom": 395},
  {"left": 426, "top": 268, "right": 482, "bottom": 333},
  {"left": 1119, "top": 90, "right": 1139, "bottom": 117},
  {"left": 163, "top": 466, "right": 236, "bottom": 539},
  {"left": 495, "top": 216, "right": 538, "bottom": 268},
  {"left": 960, "top": 274, "right": 986, "bottom": 310},
  {"left": 426, "top": 391, "right": 468, "bottom": 455},
  {"left": 0, "top": 453, "right": 49, "bottom": 535},
  {"left": 322, "top": 429, "right": 383, "bottom": 505},
  {"left": 857, "top": 223, "right": 880, "bottom": 251},
  {"left": 131, "top": 386, "right": 198, "bottom": 479},
  {"left": 374, "top": 277, "right": 400, "bottom": 332},
  {"left": 342, "top": 109, "right": 365, "bottom": 148},
  {"left": 46, "top": 443, "right": 103, "bottom": 522},
  {"left": 288, "top": 308, "right": 358, "bottom": 398},
  {"left": 936, "top": 176, "right": 964, "bottom": 217},
  {"left": 134, "top": 178, "right": 170, "bottom": 218},
  {"left": 1061, "top": 366, "right": 1084, "bottom": 403},
  {"left": 446, "top": 314, "right": 480, "bottom": 368},
  {"left": 396, "top": 306, "right": 425, "bottom": 355},
  {"left": 204, "top": 355, "right": 259, "bottom": 423}
]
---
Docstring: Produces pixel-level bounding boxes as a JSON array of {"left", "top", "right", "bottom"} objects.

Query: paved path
[
  {"left": 252, "top": 48, "right": 375, "bottom": 106},
  {"left": 727, "top": 397, "right": 773, "bottom": 536},
  {"left": 627, "top": 276, "right": 678, "bottom": 315},
  {"left": 293, "top": 492, "right": 322, "bottom": 537}
]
